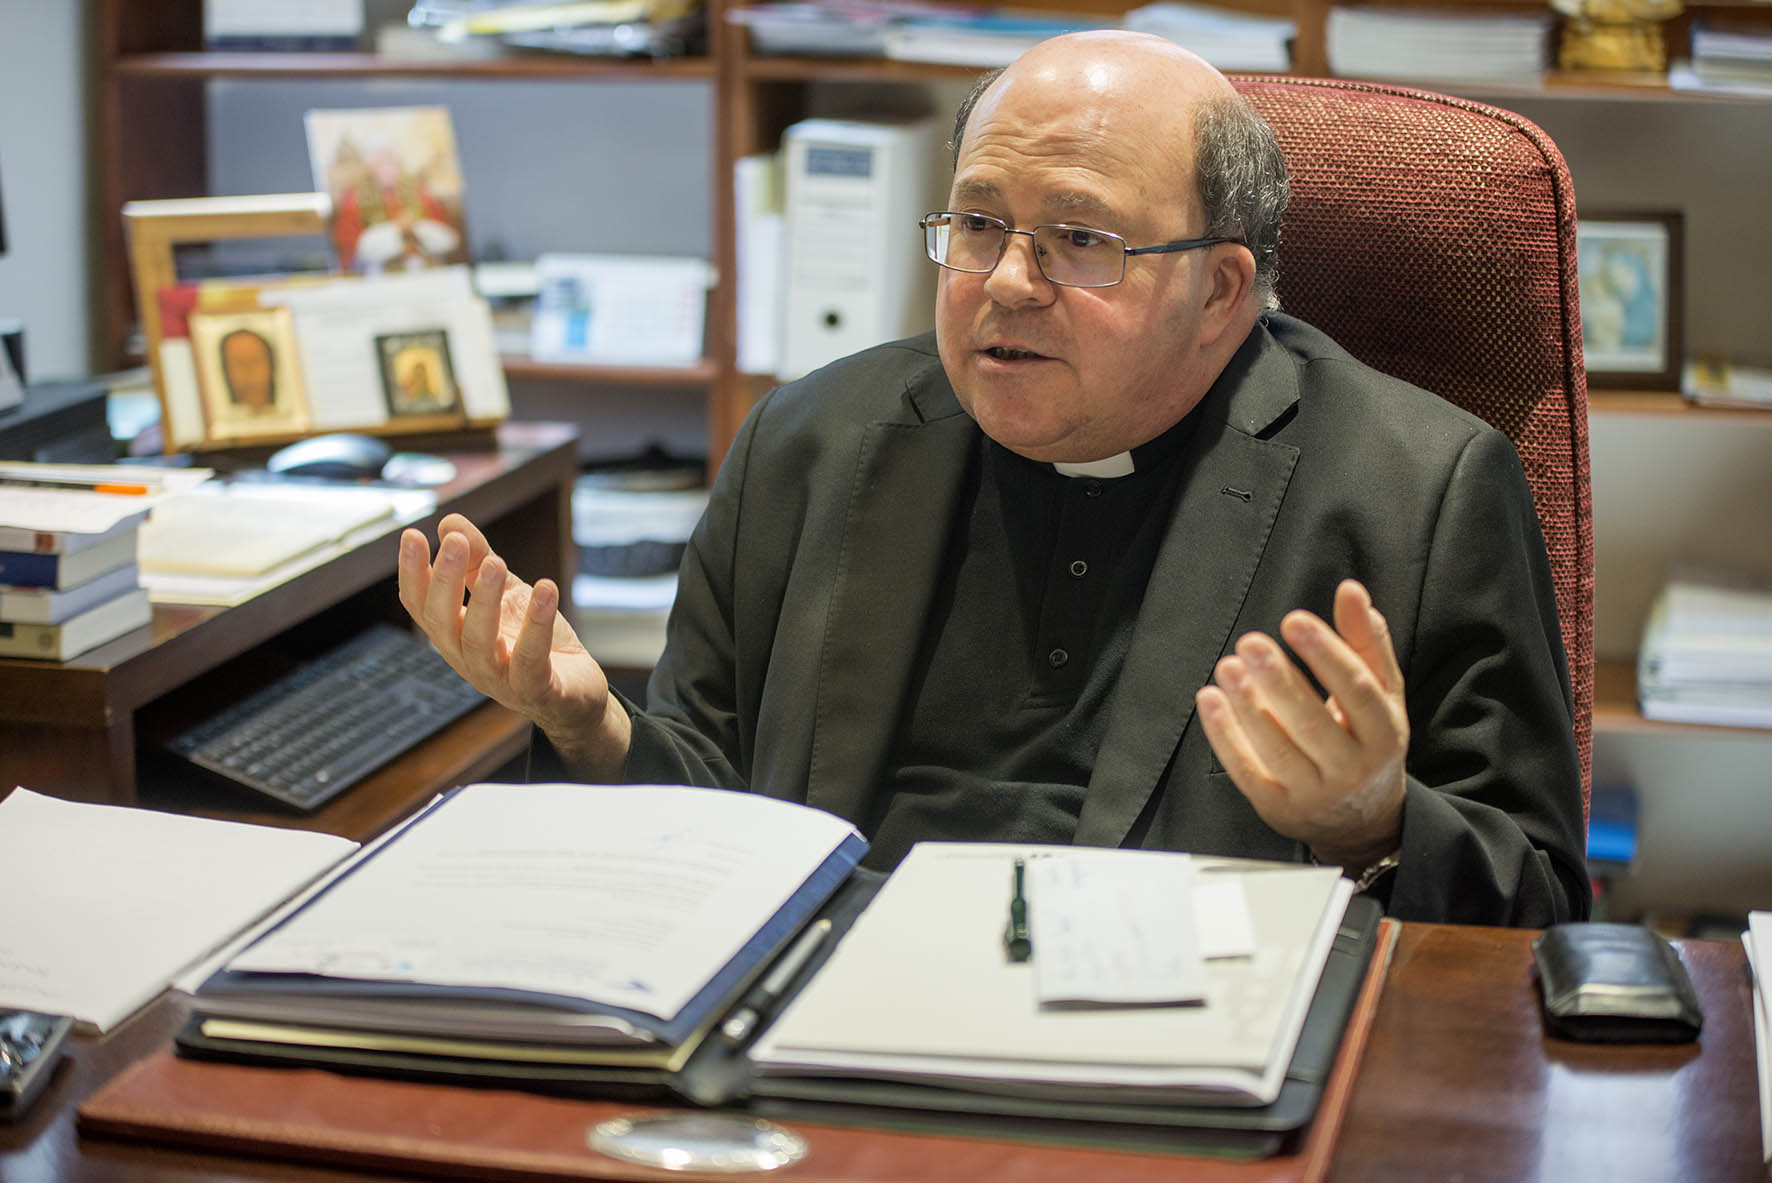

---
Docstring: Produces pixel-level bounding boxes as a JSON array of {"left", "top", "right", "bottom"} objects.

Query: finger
[
  {"left": 1196, "top": 680, "right": 1282, "bottom": 797},
  {"left": 436, "top": 513, "right": 493, "bottom": 573},
  {"left": 1280, "top": 606, "right": 1404, "bottom": 750},
  {"left": 397, "top": 528, "right": 433, "bottom": 622},
  {"left": 459, "top": 550, "right": 510, "bottom": 680},
  {"left": 421, "top": 530, "right": 474, "bottom": 656},
  {"left": 1230, "top": 632, "right": 1357, "bottom": 775},
  {"left": 509, "top": 577, "right": 561, "bottom": 702},
  {"left": 1333, "top": 579, "right": 1405, "bottom": 692}
]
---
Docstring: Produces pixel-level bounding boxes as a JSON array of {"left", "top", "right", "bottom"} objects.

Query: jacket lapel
[
  {"left": 805, "top": 375, "right": 977, "bottom": 824},
  {"left": 1075, "top": 323, "right": 1304, "bottom": 847}
]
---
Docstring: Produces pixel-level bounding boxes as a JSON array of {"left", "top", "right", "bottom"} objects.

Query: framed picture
[
  {"left": 123, "top": 193, "right": 331, "bottom": 449},
  {"left": 188, "top": 306, "right": 310, "bottom": 440},
  {"left": 305, "top": 106, "right": 471, "bottom": 276},
  {"left": 374, "top": 328, "right": 463, "bottom": 425},
  {"left": 1576, "top": 212, "right": 1684, "bottom": 390}
]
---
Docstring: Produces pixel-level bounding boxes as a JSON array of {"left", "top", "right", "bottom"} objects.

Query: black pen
[
  {"left": 1004, "top": 857, "right": 1032, "bottom": 963},
  {"left": 720, "top": 917, "right": 834, "bottom": 1046}
]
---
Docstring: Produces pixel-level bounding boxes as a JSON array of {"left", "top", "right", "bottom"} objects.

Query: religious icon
[
  {"left": 188, "top": 306, "right": 309, "bottom": 439},
  {"left": 375, "top": 328, "right": 462, "bottom": 421}
]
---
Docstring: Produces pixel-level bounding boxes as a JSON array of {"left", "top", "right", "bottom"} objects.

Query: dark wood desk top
[{"left": 4, "top": 923, "right": 1764, "bottom": 1182}]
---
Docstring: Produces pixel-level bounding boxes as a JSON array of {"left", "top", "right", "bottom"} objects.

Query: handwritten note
[{"left": 1025, "top": 850, "right": 1209, "bottom": 1007}]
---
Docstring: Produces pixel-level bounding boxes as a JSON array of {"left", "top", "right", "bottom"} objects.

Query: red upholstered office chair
[{"left": 1232, "top": 77, "right": 1594, "bottom": 816}]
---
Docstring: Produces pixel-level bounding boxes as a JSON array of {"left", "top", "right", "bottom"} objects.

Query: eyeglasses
[{"left": 920, "top": 211, "right": 1242, "bottom": 290}]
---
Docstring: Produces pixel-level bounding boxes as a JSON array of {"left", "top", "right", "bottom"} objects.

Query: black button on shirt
[{"left": 865, "top": 415, "right": 1198, "bottom": 871}]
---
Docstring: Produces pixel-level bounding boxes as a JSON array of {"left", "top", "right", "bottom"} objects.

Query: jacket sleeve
[
  {"left": 614, "top": 393, "right": 776, "bottom": 790},
  {"left": 1384, "top": 427, "right": 1592, "bottom": 926}
]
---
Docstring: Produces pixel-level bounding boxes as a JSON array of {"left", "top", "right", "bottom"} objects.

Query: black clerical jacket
[{"left": 615, "top": 317, "right": 1590, "bottom": 927}]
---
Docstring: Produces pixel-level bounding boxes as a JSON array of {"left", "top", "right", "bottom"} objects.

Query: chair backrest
[{"left": 1233, "top": 76, "right": 1594, "bottom": 813}]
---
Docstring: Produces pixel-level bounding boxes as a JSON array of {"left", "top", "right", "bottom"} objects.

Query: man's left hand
[{"left": 1195, "top": 579, "right": 1409, "bottom": 872}]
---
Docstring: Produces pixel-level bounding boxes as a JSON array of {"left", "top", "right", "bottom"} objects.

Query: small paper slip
[{"left": 1027, "top": 850, "right": 1208, "bottom": 1007}]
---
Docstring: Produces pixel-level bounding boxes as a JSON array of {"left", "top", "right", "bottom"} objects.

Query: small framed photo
[
  {"left": 1576, "top": 212, "right": 1684, "bottom": 390},
  {"left": 188, "top": 306, "right": 309, "bottom": 439},
  {"left": 374, "top": 328, "right": 463, "bottom": 424}
]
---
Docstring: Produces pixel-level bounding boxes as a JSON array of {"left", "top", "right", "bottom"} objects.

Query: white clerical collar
[{"left": 1052, "top": 452, "right": 1135, "bottom": 479}]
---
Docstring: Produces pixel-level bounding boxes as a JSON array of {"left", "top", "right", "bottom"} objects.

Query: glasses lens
[
  {"left": 1032, "top": 225, "right": 1125, "bottom": 288},
  {"left": 926, "top": 212, "right": 1004, "bottom": 273}
]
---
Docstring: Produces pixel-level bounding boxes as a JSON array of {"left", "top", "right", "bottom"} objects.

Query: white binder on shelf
[{"left": 779, "top": 118, "right": 940, "bottom": 381}]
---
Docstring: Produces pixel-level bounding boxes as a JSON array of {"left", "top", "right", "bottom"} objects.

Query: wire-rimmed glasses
[{"left": 920, "top": 211, "right": 1242, "bottom": 289}]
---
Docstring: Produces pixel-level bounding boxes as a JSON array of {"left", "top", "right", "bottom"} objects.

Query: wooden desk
[
  {"left": 0, "top": 421, "right": 578, "bottom": 841},
  {"left": 1, "top": 924, "right": 1763, "bottom": 1182}
]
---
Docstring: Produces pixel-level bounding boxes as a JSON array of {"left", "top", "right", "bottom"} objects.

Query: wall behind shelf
[
  {"left": 0, "top": 0, "right": 89, "bottom": 380},
  {"left": 208, "top": 77, "right": 714, "bottom": 261}
]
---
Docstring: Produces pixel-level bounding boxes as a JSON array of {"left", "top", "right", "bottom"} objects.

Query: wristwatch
[{"left": 1351, "top": 850, "right": 1402, "bottom": 893}]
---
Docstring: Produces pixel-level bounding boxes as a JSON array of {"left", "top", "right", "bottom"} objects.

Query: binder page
[
  {"left": 753, "top": 843, "right": 1349, "bottom": 1104},
  {"left": 0, "top": 788, "right": 356, "bottom": 1033},
  {"left": 226, "top": 783, "right": 860, "bottom": 1023}
]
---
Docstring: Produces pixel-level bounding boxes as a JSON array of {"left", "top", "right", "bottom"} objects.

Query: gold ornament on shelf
[{"left": 1551, "top": 0, "right": 1684, "bottom": 73}]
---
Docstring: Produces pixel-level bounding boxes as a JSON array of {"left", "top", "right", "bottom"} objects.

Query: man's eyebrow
[
  {"left": 947, "top": 180, "right": 1122, "bottom": 228},
  {"left": 950, "top": 178, "right": 1003, "bottom": 207}
]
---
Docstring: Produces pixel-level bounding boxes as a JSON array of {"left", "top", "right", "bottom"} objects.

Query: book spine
[
  {"left": 0, "top": 550, "right": 61, "bottom": 588},
  {"left": 0, "top": 618, "right": 63, "bottom": 658}
]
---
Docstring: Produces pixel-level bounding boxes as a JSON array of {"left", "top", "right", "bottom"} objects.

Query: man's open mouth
[{"left": 986, "top": 347, "right": 1045, "bottom": 360}]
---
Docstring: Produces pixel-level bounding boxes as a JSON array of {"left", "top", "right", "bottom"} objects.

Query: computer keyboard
[{"left": 164, "top": 623, "right": 487, "bottom": 812}]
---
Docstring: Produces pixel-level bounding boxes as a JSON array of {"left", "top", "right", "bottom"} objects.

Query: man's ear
[{"left": 1198, "top": 245, "right": 1258, "bottom": 348}]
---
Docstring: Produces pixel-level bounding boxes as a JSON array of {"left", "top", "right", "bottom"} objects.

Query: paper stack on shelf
[
  {"left": 1674, "top": 22, "right": 1772, "bottom": 97},
  {"left": 1326, "top": 6, "right": 1551, "bottom": 86},
  {"left": 1683, "top": 358, "right": 1772, "bottom": 411},
  {"left": 725, "top": 0, "right": 909, "bottom": 57},
  {"left": 1746, "top": 912, "right": 1772, "bottom": 1164},
  {"left": 883, "top": 10, "right": 1111, "bottom": 66},
  {"left": 1123, "top": 1, "right": 1294, "bottom": 72},
  {"left": 570, "top": 463, "right": 706, "bottom": 668},
  {"left": 1637, "top": 573, "right": 1772, "bottom": 729},
  {"left": 0, "top": 462, "right": 209, "bottom": 660}
]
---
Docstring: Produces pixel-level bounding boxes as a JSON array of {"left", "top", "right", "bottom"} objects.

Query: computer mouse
[{"left": 265, "top": 433, "right": 393, "bottom": 480}]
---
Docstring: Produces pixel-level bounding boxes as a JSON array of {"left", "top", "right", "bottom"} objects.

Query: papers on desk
[
  {"left": 752, "top": 843, "right": 1351, "bottom": 1106},
  {"left": 0, "top": 788, "right": 357, "bottom": 1034},
  {"left": 0, "top": 461, "right": 212, "bottom": 544},
  {"left": 137, "top": 482, "right": 436, "bottom": 606},
  {"left": 1747, "top": 911, "right": 1772, "bottom": 1163}
]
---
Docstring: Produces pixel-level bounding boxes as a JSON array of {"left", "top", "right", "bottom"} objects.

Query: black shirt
[{"left": 865, "top": 414, "right": 1198, "bottom": 870}]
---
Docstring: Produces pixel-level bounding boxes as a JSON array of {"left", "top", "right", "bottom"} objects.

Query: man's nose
[{"left": 983, "top": 231, "right": 1054, "bottom": 307}]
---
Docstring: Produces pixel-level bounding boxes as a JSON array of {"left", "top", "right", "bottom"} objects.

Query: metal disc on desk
[{"left": 588, "top": 1113, "right": 809, "bottom": 1173}]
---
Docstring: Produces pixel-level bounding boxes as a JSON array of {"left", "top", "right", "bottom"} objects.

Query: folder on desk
[{"left": 170, "top": 790, "right": 1386, "bottom": 1158}]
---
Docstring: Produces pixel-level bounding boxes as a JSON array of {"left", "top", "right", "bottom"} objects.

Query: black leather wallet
[{"left": 1531, "top": 923, "right": 1703, "bottom": 1043}]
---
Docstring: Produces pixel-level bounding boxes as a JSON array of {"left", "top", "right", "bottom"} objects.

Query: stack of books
[
  {"left": 1326, "top": 6, "right": 1552, "bottom": 87},
  {"left": 0, "top": 463, "right": 172, "bottom": 661},
  {"left": 1637, "top": 572, "right": 1772, "bottom": 729}
]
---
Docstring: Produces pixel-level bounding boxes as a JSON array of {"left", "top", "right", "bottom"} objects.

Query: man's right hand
[{"left": 398, "top": 513, "right": 632, "bottom": 780}]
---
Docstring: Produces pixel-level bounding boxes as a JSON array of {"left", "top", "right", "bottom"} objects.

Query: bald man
[{"left": 401, "top": 33, "right": 1588, "bottom": 926}]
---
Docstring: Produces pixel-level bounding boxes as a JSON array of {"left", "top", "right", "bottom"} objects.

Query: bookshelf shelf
[
  {"left": 500, "top": 356, "right": 719, "bottom": 386},
  {"left": 1589, "top": 390, "right": 1772, "bottom": 418},
  {"left": 111, "top": 51, "right": 715, "bottom": 81}
]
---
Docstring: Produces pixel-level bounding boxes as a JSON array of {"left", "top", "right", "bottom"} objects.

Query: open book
[{"left": 185, "top": 782, "right": 866, "bottom": 1074}]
